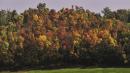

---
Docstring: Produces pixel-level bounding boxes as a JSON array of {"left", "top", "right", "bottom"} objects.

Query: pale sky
[{"left": 0, "top": 0, "right": 130, "bottom": 13}]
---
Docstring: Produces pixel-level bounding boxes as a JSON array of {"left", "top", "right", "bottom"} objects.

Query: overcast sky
[{"left": 0, "top": 0, "right": 130, "bottom": 13}]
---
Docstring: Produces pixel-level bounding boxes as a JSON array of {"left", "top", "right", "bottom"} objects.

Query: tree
[
  {"left": 115, "top": 9, "right": 128, "bottom": 23},
  {"left": 102, "top": 7, "right": 115, "bottom": 19}
]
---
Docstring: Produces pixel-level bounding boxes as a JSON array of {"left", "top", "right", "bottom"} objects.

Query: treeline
[
  {"left": 0, "top": 3, "right": 130, "bottom": 69},
  {"left": 102, "top": 7, "right": 130, "bottom": 23}
]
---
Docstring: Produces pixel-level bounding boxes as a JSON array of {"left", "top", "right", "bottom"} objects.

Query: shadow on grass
[{"left": 0, "top": 64, "right": 130, "bottom": 72}]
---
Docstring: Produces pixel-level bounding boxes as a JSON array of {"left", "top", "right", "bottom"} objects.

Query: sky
[{"left": 0, "top": 0, "right": 130, "bottom": 13}]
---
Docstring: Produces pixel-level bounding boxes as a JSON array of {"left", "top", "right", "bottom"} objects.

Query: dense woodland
[{"left": 0, "top": 3, "right": 130, "bottom": 69}]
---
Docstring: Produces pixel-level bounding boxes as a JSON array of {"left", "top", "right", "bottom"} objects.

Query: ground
[{"left": 0, "top": 68, "right": 130, "bottom": 73}]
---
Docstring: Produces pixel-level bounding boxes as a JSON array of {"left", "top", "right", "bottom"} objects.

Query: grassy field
[{"left": 1, "top": 68, "right": 130, "bottom": 73}]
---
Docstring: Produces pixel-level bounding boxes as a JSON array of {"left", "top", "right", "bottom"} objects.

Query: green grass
[{"left": 1, "top": 68, "right": 130, "bottom": 73}]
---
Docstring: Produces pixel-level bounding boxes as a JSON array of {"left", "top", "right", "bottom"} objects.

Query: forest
[{"left": 0, "top": 3, "right": 130, "bottom": 69}]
